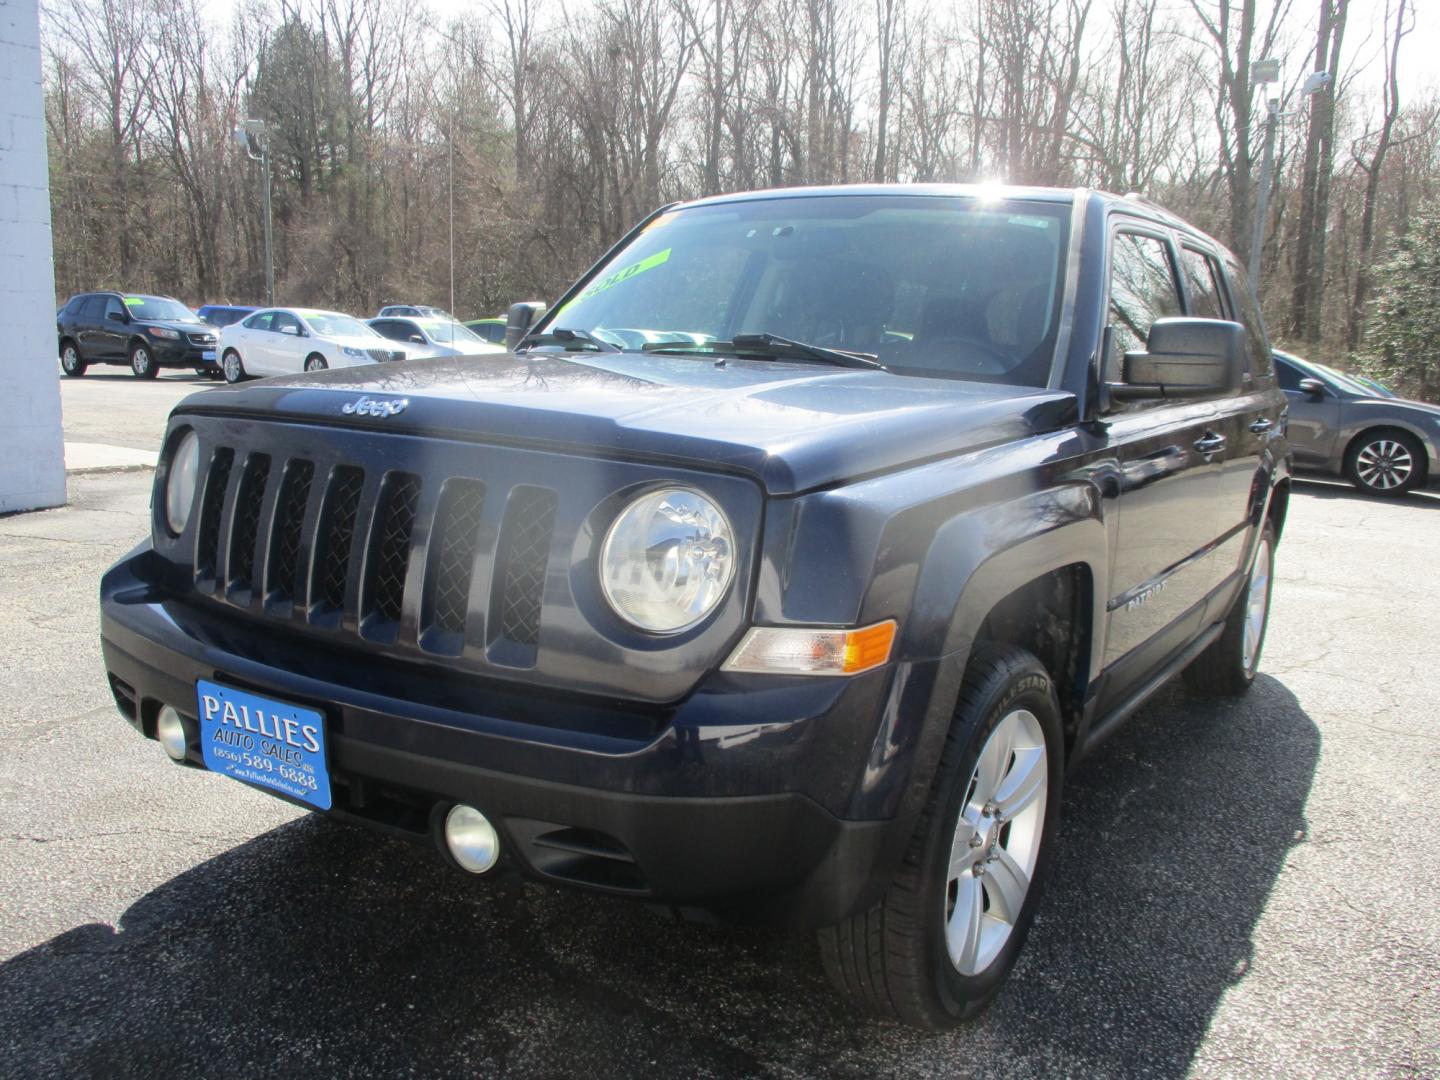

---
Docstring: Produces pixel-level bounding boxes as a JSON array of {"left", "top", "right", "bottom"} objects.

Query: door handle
[
  {"left": 1194, "top": 432, "right": 1227, "bottom": 455},
  {"left": 1248, "top": 418, "right": 1273, "bottom": 434}
]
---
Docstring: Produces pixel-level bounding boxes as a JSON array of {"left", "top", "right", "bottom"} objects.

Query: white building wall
[{"left": 0, "top": 0, "right": 64, "bottom": 513}]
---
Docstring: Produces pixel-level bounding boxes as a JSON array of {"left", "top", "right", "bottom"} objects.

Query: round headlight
[
  {"left": 164, "top": 430, "right": 201, "bottom": 535},
  {"left": 600, "top": 488, "right": 735, "bottom": 633}
]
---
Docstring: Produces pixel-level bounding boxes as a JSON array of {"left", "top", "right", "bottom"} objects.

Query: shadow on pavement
[{"left": 0, "top": 677, "right": 1317, "bottom": 1078}]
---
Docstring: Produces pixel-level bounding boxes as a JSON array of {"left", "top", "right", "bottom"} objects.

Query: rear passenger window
[
  {"left": 1180, "top": 247, "right": 1229, "bottom": 320},
  {"left": 243, "top": 312, "right": 274, "bottom": 331},
  {"left": 1106, "top": 231, "right": 1182, "bottom": 380},
  {"left": 1220, "top": 256, "right": 1272, "bottom": 378}
]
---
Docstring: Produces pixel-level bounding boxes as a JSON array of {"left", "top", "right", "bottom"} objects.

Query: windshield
[
  {"left": 125, "top": 296, "right": 200, "bottom": 322},
  {"left": 301, "top": 312, "right": 377, "bottom": 338},
  {"left": 540, "top": 194, "right": 1070, "bottom": 386},
  {"left": 1312, "top": 360, "right": 1394, "bottom": 398},
  {"left": 416, "top": 319, "right": 482, "bottom": 344}
]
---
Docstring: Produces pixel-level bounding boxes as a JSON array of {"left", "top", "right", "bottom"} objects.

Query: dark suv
[
  {"left": 100, "top": 186, "right": 1289, "bottom": 1028},
  {"left": 58, "top": 292, "right": 218, "bottom": 378}
]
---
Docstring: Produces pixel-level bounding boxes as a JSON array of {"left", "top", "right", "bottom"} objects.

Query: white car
[
  {"left": 376, "top": 304, "right": 453, "bottom": 319},
  {"left": 218, "top": 308, "right": 403, "bottom": 383},
  {"left": 367, "top": 316, "right": 505, "bottom": 359}
]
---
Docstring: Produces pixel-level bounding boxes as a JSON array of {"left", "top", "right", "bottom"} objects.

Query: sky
[{"left": 196, "top": 0, "right": 1440, "bottom": 111}]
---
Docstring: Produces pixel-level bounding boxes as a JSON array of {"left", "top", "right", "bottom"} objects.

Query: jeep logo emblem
[{"left": 342, "top": 396, "right": 409, "bottom": 418}]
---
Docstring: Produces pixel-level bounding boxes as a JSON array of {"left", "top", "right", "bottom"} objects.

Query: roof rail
[{"left": 1122, "top": 191, "right": 1172, "bottom": 214}]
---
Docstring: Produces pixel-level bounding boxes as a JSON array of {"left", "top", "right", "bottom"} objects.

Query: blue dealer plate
[
  {"left": 201, "top": 349, "right": 217, "bottom": 360},
  {"left": 197, "top": 681, "right": 332, "bottom": 810}
]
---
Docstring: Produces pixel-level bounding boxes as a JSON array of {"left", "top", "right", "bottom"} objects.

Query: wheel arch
[{"left": 857, "top": 482, "right": 1109, "bottom": 821}]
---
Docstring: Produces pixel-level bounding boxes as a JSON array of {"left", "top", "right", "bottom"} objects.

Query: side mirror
[
  {"left": 1108, "top": 318, "right": 1245, "bottom": 402},
  {"left": 505, "top": 301, "right": 548, "bottom": 349},
  {"left": 107, "top": 309, "right": 128, "bottom": 323},
  {"left": 408, "top": 334, "right": 425, "bottom": 345},
  {"left": 1297, "top": 377, "right": 1326, "bottom": 400},
  {"left": 279, "top": 324, "right": 298, "bottom": 336}
]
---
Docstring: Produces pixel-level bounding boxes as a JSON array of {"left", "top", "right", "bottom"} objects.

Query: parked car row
[{"left": 58, "top": 294, "right": 508, "bottom": 380}]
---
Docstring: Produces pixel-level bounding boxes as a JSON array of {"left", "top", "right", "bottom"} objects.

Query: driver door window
[{"left": 1106, "top": 231, "right": 1182, "bottom": 384}]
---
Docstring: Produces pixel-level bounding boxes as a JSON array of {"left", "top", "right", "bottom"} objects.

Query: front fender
[
  {"left": 867, "top": 481, "right": 1106, "bottom": 819},
  {"left": 753, "top": 439, "right": 1109, "bottom": 821}
]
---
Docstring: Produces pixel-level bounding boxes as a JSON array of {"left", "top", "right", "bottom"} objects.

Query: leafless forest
[{"left": 40, "top": 0, "right": 1438, "bottom": 375}]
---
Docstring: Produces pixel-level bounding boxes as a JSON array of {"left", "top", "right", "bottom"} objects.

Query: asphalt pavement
[{"left": 0, "top": 380, "right": 1436, "bottom": 1078}]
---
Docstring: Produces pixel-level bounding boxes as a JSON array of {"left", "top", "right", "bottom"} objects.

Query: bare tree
[{"left": 1346, "top": 0, "right": 1412, "bottom": 350}]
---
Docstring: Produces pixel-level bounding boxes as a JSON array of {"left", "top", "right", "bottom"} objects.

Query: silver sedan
[{"left": 1275, "top": 349, "right": 1440, "bottom": 496}]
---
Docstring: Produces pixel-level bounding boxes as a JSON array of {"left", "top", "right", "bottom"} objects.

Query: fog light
[
  {"left": 156, "top": 705, "right": 188, "bottom": 762},
  {"left": 444, "top": 804, "right": 500, "bottom": 874}
]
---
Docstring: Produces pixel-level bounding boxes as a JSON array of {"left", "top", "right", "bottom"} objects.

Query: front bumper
[
  {"left": 101, "top": 546, "right": 927, "bottom": 926},
  {"left": 152, "top": 338, "right": 218, "bottom": 367}
]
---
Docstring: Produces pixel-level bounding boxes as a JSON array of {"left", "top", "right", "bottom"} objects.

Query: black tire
[
  {"left": 1183, "top": 520, "right": 1276, "bottom": 696},
  {"left": 130, "top": 342, "right": 158, "bottom": 379},
  {"left": 304, "top": 354, "right": 328, "bottom": 372},
  {"left": 60, "top": 341, "right": 86, "bottom": 377},
  {"left": 1344, "top": 429, "right": 1426, "bottom": 497},
  {"left": 222, "top": 349, "right": 247, "bottom": 384},
  {"left": 818, "top": 645, "right": 1064, "bottom": 1029}
]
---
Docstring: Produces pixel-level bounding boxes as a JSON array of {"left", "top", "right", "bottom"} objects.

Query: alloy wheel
[
  {"left": 224, "top": 353, "right": 241, "bottom": 382},
  {"left": 1242, "top": 537, "right": 1272, "bottom": 673},
  {"left": 132, "top": 348, "right": 151, "bottom": 376},
  {"left": 1355, "top": 439, "right": 1413, "bottom": 491},
  {"left": 61, "top": 346, "right": 80, "bottom": 374},
  {"left": 944, "top": 708, "right": 1048, "bottom": 976}
]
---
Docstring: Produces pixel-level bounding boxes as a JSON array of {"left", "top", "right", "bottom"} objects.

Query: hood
[
  {"left": 332, "top": 334, "right": 396, "bottom": 352},
  {"left": 149, "top": 320, "right": 210, "bottom": 335},
  {"left": 173, "top": 352, "right": 1077, "bottom": 495}
]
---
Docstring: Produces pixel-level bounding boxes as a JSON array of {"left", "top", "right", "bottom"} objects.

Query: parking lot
[{"left": 1, "top": 378, "right": 1437, "bottom": 1078}]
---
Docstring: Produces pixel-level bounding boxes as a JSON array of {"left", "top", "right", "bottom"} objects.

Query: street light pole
[
  {"left": 1245, "top": 62, "right": 1332, "bottom": 291},
  {"left": 448, "top": 111, "right": 455, "bottom": 320},
  {"left": 236, "top": 119, "right": 275, "bottom": 306},
  {"left": 1248, "top": 94, "right": 1278, "bottom": 287}
]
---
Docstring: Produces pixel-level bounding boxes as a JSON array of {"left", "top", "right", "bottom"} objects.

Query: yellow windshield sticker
[
  {"left": 558, "top": 247, "right": 672, "bottom": 317},
  {"left": 123, "top": 296, "right": 144, "bottom": 306}
]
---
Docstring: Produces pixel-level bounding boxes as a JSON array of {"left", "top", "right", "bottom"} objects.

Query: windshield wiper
[
  {"left": 643, "top": 332, "right": 885, "bottom": 371},
  {"left": 517, "top": 327, "right": 620, "bottom": 352}
]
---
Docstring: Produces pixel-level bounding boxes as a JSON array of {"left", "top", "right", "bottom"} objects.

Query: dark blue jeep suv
[{"left": 100, "top": 185, "right": 1290, "bottom": 1028}]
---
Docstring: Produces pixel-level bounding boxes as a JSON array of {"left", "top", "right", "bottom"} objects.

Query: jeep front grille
[
  {"left": 195, "top": 448, "right": 233, "bottom": 580},
  {"left": 490, "top": 486, "right": 557, "bottom": 662},
  {"left": 227, "top": 453, "right": 270, "bottom": 599},
  {"left": 314, "top": 466, "right": 365, "bottom": 622},
  {"left": 190, "top": 448, "right": 557, "bottom": 669},
  {"left": 267, "top": 459, "right": 314, "bottom": 610},
  {"left": 424, "top": 479, "right": 486, "bottom": 646},
  {"left": 363, "top": 472, "right": 421, "bottom": 637}
]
